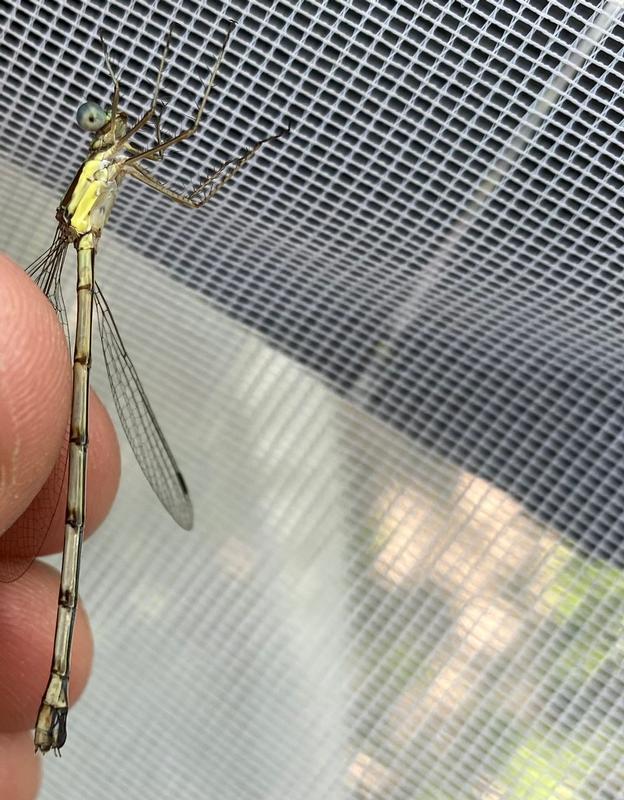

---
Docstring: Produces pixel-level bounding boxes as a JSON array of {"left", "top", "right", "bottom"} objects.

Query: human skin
[{"left": 0, "top": 254, "right": 120, "bottom": 796}]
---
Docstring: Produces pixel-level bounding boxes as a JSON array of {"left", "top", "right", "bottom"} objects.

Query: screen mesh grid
[{"left": 1, "top": 1, "right": 624, "bottom": 798}]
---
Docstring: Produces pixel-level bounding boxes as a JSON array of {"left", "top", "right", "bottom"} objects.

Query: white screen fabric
[{"left": 1, "top": 1, "right": 624, "bottom": 798}]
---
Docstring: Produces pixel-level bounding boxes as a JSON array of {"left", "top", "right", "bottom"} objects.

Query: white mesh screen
[{"left": 2, "top": 1, "right": 624, "bottom": 798}]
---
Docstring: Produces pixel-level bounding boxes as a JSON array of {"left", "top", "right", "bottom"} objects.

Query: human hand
[{"left": 0, "top": 254, "right": 120, "bottom": 795}]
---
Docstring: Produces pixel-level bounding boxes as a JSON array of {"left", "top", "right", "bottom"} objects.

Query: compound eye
[{"left": 76, "top": 101, "right": 108, "bottom": 132}]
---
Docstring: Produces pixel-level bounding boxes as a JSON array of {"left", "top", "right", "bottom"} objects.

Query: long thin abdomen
[{"left": 34, "top": 234, "right": 95, "bottom": 753}]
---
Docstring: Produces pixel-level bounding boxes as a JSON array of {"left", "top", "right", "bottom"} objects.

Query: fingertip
[
  {"left": 0, "top": 388, "right": 121, "bottom": 569},
  {"left": 0, "top": 562, "right": 93, "bottom": 733},
  {"left": 0, "top": 255, "right": 71, "bottom": 530},
  {"left": 0, "top": 730, "right": 42, "bottom": 800}
]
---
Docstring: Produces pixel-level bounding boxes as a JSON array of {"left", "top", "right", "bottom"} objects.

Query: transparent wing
[
  {"left": 94, "top": 283, "right": 193, "bottom": 530},
  {"left": 26, "top": 226, "right": 71, "bottom": 342},
  {"left": 0, "top": 230, "right": 71, "bottom": 582}
]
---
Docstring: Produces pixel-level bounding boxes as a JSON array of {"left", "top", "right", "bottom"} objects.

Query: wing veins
[{"left": 94, "top": 283, "right": 193, "bottom": 529}]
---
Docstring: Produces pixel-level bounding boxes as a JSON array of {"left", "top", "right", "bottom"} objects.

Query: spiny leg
[
  {"left": 126, "top": 100, "right": 169, "bottom": 162},
  {"left": 128, "top": 121, "right": 291, "bottom": 208},
  {"left": 152, "top": 30, "right": 172, "bottom": 114},
  {"left": 114, "top": 30, "right": 174, "bottom": 148},
  {"left": 125, "top": 18, "right": 238, "bottom": 165},
  {"left": 187, "top": 123, "right": 291, "bottom": 206},
  {"left": 149, "top": 100, "right": 168, "bottom": 161},
  {"left": 97, "top": 28, "right": 120, "bottom": 121},
  {"left": 93, "top": 25, "right": 173, "bottom": 158},
  {"left": 138, "top": 27, "right": 172, "bottom": 152},
  {"left": 129, "top": 156, "right": 236, "bottom": 206}
]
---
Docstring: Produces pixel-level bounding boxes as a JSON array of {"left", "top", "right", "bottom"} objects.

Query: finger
[
  {"left": 0, "top": 254, "right": 70, "bottom": 530},
  {"left": 0, "top": 562, "right": 93, "bottom": 733},
  {"left": 0, "top": 254, "right": 121, "bottom": 572},
  {"left": 10, "top": 390, "right": 121, "bottom": 559},
  {"left": 0, "top": 730, "right": 42, "bottom": 800}
]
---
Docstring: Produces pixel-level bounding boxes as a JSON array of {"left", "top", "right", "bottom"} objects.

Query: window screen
[{"left": 1, "top": 1, "right": 623, "bottom": 798}]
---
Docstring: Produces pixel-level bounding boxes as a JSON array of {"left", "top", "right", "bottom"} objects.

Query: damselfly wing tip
[{"left": 176, "top": 500, "right": 194, "bottom": 531}]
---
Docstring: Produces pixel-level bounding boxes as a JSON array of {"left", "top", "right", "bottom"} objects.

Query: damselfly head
[
  {"left": 76, "top": 100, "right": 109, "bottom": 132},
  {"left": 76, "top": 100, "right": 127, "bottom": 147}
]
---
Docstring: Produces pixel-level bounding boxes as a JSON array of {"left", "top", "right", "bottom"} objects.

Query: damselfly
[{"left": 0, "top": 20, "right": 287, "bottom": 754}]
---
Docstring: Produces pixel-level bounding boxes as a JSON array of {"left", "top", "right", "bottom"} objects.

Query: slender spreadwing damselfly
[{"left": 0, "top": 19, "right": 288, "bottom": 754}]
